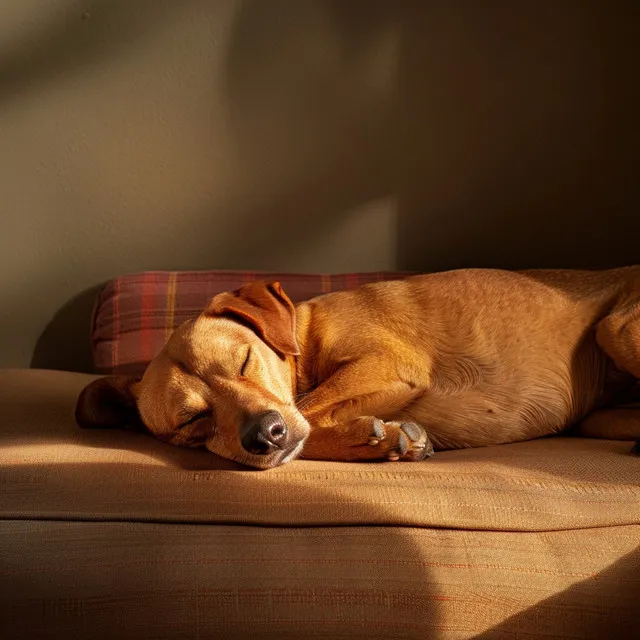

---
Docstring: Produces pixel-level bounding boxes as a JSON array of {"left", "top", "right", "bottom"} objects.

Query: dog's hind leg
[
  {"left": 589, "top": 299, "right": 640, "bottom": 451},
  {"left": 576, "top": 407, "right": 640, "bottom": 453},
  {"left": 596, "top": 297, "right": 640, "bottom": 380}
]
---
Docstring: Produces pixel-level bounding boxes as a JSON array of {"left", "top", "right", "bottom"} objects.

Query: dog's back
[{"left": 295, "top": 268, "right": 638, "bottom": 449}]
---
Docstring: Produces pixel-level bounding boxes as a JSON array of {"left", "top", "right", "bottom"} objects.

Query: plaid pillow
[{"left": 92, "top": 270, "right": 409, "bottom": 376}]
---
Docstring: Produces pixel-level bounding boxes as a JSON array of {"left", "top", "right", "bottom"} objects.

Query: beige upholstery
[{"left": 1, "top": 369, "right": 638, "bottom": 638}]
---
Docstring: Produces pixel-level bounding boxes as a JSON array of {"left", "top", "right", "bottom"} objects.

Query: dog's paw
[{"left": 368, "top": 419, "right": 434, "bottom": 462}]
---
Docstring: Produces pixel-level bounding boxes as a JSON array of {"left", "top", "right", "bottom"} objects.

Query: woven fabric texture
[{"left": 2, "top": 520, "right": 638, "bottom": 639}]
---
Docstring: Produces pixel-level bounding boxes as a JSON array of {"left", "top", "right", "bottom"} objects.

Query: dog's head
[{"left": 75, "top": 281, "right": 310, "bottom": 469}]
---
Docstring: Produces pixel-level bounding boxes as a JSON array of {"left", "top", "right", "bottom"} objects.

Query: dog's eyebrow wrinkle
[
  {"left": 171, "top": 357, "right": 211, "bottom": 390},
  {"left": 172, "top": 358, "right": 192, "bottom": 375}
]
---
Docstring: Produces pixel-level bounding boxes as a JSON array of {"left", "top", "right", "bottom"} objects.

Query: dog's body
[{"left": 77, "top": 267, "right": 640, "bottom": 468}]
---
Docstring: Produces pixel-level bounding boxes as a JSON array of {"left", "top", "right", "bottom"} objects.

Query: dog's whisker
[{"left": 295, "top": 397, "right": 317, "bottom": 411}]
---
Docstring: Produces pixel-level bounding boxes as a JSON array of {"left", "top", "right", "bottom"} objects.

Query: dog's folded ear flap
[
  {"left": 75, "top": 376, "right": 147, "bottom": 432},
  {"left": 206, "top": 281, "right": 299, "bottom": 357}
]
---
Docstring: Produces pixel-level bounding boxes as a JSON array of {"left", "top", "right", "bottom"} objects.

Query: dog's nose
[{"left": 241, "top": 411, "right": 287, "bottom": 455}]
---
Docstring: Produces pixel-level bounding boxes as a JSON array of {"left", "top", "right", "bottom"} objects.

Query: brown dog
[{"left": 76, "top": 268, "right": 640, "bottom": 469}]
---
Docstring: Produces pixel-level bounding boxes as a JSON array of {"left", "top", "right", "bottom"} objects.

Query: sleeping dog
[{"left": 76, "top": 268, "right": 640, "bottom": 469}]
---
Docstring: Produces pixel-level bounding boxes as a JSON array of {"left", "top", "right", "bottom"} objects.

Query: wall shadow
[
  {"left": 396, "top": 1, "right": 640, "bottom": 272},
  {"left": 218, "top": 0, "right": 400, "bottom": 264},
  {"left": 474, "top": 547, "right": 640, "bottom": 638},
  {"left": 30, "top": 284, "right": 103, "bottom": 373}
]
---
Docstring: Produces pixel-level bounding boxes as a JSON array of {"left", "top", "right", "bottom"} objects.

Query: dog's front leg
[
  {"left": 298, "top": 359, "right": 425, "bottom": 427},
  {"left": 300, "top": 415, "right": 434, "bottom": 462},
  {"left": 295, "top": 360, "right": 432, "bottom": 461}
]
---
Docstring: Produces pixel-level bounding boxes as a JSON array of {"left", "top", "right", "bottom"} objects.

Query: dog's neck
[
  {"left": 292, "top": 302, "right": 314, "bottom": 396},
  {"left": 285, "top": 353, "right": 297, "bottom": 397}
]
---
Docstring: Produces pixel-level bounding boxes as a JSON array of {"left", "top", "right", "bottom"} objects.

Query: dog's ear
[
  {"left": 75, "top": 376, "right": 147, "bottom": 432},
  {"left": 206, "top": 281, "right": 299, "bottom": 357}
]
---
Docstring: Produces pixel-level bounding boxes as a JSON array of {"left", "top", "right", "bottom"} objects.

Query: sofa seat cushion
[
  {"left": 1, "top": 369, "right": 638, "bottom": 532},
  {"left": 2, "top": 520, "right": 638, "bottom": 639}
]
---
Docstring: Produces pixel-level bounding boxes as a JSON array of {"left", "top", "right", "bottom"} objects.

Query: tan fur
[{"left": 76, "top": 267, "right": 640, "bottom": 468}]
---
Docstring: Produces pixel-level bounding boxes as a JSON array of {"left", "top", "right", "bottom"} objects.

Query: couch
[{"left": 1, "top": 270, "right": 638, "bottom": 639}]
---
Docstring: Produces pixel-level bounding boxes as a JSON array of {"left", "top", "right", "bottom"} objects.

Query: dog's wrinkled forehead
[{"left": 165, "top": 315, "right": 252, "bottom": 371}]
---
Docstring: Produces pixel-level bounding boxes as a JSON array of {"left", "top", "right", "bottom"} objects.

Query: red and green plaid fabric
[{"left": 92, "top": 270, "right": 409, "bottom": 376}]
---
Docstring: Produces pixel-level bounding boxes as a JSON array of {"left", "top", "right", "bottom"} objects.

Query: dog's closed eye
[
  {"left": 240, "top": 347, "right": 251, "bottom": 377},
  {"left": 177, "top": 410, "right": 212, "bottom": 430}
]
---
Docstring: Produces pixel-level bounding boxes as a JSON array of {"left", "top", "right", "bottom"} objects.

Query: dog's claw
[
  {"left": 398, "top": 422, "right": 435, "bottom": 461},
  {"left": 372, "top": 419, "right": 385, "bottom": 439},
  {"left": 398, "top": 432, "right": 409, "bottom": 456},
  {"left": 366, "top": 420, "right": 435, "bottom": 462},
  {"left": 368, "top": 419, "right": 386, "bottom": 446},
  {"left": 400, "top": 422, "right": 424, "bottom": 442}
]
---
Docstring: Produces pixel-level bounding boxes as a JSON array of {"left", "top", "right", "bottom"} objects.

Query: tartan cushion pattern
[{"left": 92, "top": 270, "right": 409, "bottom": 376}]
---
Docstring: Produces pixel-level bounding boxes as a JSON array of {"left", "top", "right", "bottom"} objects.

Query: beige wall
[{"left": 0, "top": 1, "right": 637, "bottom": 370}]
